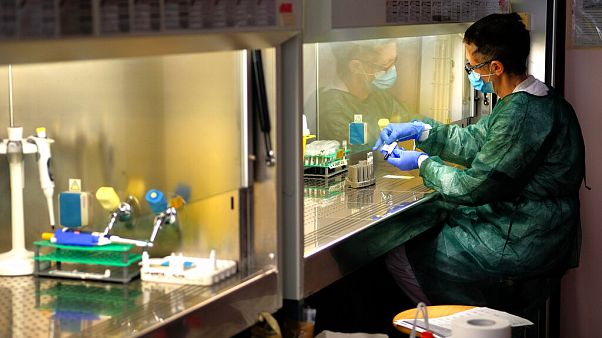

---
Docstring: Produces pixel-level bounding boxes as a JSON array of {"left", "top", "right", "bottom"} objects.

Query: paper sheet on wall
[
  {"left": 386, "top": 0, "right": 510, "bottom": 24},
  {"left": 574, "top": 0, "right": 602, "bottom": 46}
]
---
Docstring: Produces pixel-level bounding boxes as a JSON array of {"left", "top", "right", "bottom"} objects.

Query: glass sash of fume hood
[{"left": 291, "top": 0, "right": 508, "bottom": 299}]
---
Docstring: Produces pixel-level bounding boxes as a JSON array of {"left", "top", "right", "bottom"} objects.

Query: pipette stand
[{"left": 0, "top": 127, "right": 39, "bottom": 275}]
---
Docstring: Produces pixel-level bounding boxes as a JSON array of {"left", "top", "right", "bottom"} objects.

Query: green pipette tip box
[{"left": 34, "top": 240, "right": 142, "bottom": 267}]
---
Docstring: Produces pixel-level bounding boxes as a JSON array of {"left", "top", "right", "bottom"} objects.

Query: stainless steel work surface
[
  {"left": 304, "top": 162, "right": 433, "bottom": 257},
  {"left": 0, "top": 268, "right": 278, "bottom": 338}
]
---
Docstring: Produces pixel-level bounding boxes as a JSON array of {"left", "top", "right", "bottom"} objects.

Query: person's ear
[
  {"left": 490, "top": 60, "right": 504, "bottom": 76},
  {"left": 349, "top": 59, "right": 364, "bottom": 74}
]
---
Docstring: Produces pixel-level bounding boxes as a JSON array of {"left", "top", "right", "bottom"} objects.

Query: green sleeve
[
  {"left": 318, "top": 91, "right": 354, "bottom": 143},
  {"left": 417, "top": 117, "right": 489, "bottom": 167},
  {"left": 419, "top": 94, "right": 554, "bottom": 205}
]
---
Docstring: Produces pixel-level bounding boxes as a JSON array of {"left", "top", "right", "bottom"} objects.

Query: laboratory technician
[{"left": 375, "top": 13, "right": 586, "bottom": 307}]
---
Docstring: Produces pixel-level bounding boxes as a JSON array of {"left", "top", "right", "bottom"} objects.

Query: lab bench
[
  {"left": 0, "top": 267, "right": 279, "bottom": 337},
  {"left": 300, "top": 161, "right": 441, "bottom": 299},
  {"left": 0, "top": 164, "right": 440, "bottom": 338}
]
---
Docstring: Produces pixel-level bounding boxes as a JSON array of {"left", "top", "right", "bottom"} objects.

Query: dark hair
[{"left": 463, "top": 12, "right": 530, "bottom": 75}]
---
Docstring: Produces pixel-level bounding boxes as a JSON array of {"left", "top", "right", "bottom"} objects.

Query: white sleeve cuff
[
  {"left": 417, "top": 154, "right": 429, "bottom": 168},
  {"left": 418, "top": 124, "right": 432, "bottom": 142}
]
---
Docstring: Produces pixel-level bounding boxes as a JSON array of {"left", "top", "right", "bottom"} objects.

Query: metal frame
[
  {"left": 282, "top": 0, "right": 474, "bottom": 302},
  {"left": 0, "top": 31, "right": 298, "bottom": 65},
  {"left": 280, "top": 34, "right": 305, "bottom": 301}
]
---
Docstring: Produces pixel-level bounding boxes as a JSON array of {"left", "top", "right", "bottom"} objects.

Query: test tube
[
  {"left": 348, "top": 165, "right": 358, "bottom": 183},
  {"left": 359, "top": 160, "right": 366, "bottom": 182}
]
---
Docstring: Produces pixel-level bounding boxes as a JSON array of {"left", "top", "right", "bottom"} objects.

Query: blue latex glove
[
  {"left": 373, "top": 121, "right": 425, "bottom": 151},
  {"left": 386, "top": 148, "right": 428, "bottom": 171}
]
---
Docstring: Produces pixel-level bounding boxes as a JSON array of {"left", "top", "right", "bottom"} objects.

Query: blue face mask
[
  {"left": 371, "top": 65, "right": 397, "bottom": 89},
  {"left": 467, "top": 71, "right": 494, "bottom": 93}
]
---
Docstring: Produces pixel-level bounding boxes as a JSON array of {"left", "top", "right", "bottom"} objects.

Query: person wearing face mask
[
  {"left": 317, "top": 40, "right": 417, "bottom": 150},
  {"left": 375, "top": 13, "right": 586, "bottom": 312}
]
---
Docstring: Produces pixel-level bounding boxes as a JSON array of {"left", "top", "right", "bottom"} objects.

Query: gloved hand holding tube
[
  {"left": 384, "top": 147, "right": 429, "bottom": 171},
  {"left": 372, "top": 121, "right": 426, "bottom": 151}
]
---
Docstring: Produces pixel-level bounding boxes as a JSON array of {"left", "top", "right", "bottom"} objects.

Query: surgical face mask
[
  {"left": 467, "top": 71, "right": 495, "bottom": 93},
  {"left": 371, "top": 65, "right": 397, "bottom": 89}
]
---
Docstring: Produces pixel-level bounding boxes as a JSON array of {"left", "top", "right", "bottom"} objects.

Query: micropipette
[{"left": 29, "top": 127, "right": 55, "bottom": 228}]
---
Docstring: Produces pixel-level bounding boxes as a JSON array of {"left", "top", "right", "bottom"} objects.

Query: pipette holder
[{"left": 0, "top": 127, "right": 50, "bottom": 276}]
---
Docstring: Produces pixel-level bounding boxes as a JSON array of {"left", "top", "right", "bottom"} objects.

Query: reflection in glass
[
  {"left": 35, "top": 280, "right": 141, "bottom": 335},
  {"left": 302, "top": 34, "right": 466, "bottom": 256},
  {"left": 304, "top": 35, "right": 468, "bottom": 154}
]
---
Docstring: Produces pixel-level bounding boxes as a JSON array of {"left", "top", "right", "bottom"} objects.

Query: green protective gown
[
  {"left": 407, "top": 88, "right": 585, "bottom": 306},
  {"left": 318, "top": 88, "right": 413, "bottom": 149}
]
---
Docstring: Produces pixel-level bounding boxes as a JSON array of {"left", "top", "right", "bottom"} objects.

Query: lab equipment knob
[
  {"left": 146, "top": 189, "right": 167, "bottom": 214},
  {"left": 96, "top": 187, "right": 121, "bottom": 211}
]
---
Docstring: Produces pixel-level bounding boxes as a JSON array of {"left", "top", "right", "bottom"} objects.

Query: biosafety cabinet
[
  {"left": 0, "top": 1, "right": 300, "bottom": 337},
  {"left": 281, "top": 0, "right": 510, "bottom": 302}
]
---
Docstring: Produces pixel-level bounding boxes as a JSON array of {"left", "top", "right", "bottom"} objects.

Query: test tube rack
[
  {"left": 140, "top": 251, "right": 237, "bottom": 286},
  {"left": 303, "top": 146, "right": 349, "bottom": 178},
  {"left": 346, "top": 152, "right": 376, "bottom": 188},
  {"left": 33, "top": 240, "right": 142, "bottom": 283}
]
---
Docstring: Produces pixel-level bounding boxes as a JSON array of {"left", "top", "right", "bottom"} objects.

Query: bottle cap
[
  {"left": 36, "top": 127, "right": 47, "bottom": 138},
  {"left": 146, "top": 189, "right": 167, "bottom": 214},
  {"left": 96, "top": 187, "right": 121, "bottom": 211}
]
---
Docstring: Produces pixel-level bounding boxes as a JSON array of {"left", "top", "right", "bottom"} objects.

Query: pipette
[
  {"left": 51, "top": 228, "right": 151, "bottom": 247},
  {"left": 29, "top": 127, "right": 55, "bottom": 228}
]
